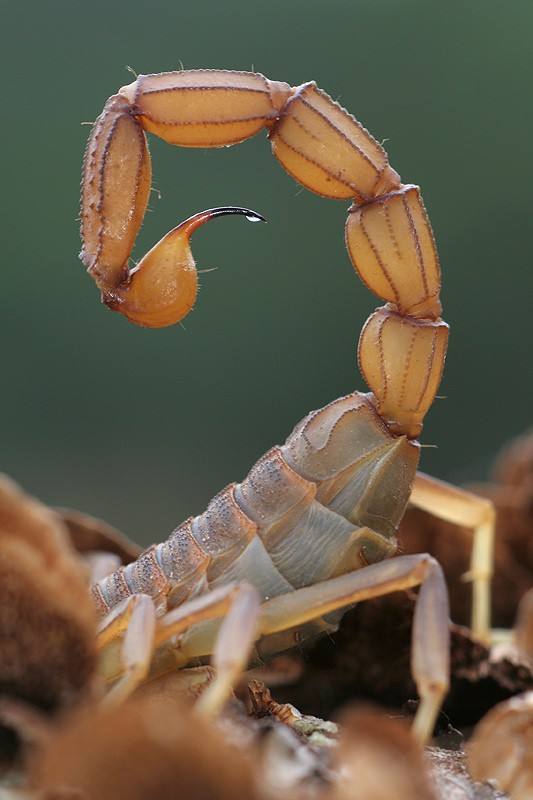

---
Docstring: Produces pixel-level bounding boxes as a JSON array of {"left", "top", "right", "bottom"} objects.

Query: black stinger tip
[{"left": 207, "top": 206, "right": 266, "bottom": 223}]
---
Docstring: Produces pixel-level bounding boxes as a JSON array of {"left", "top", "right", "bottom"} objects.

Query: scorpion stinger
[
  {"left": 100, "top": 207, "right": 265, "bottom": 328},
  {"left": 80, "top": 69, "right": 496, "bottom": 742},
  {"left": 80, "top": 95, "right": 266, "bottom": 330}
]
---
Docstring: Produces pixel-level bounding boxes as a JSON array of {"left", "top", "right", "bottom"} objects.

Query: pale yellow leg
[
  {"left": 96, "top": 593, "right": 157, "bottom": 706},
  {"left": 96, "top": 558, "right": 450, "bottom": 739},
  {"left": 256, "top": 554, "right": 450, "bottom": 743},
  {"left": 152, "top": 581, "right": 261, "bottom": 717},
  {"left": 97, "top": 583, "right": 260, "bottom": 714},
  {"left": 410, "top": 471, "right": 496, "bottom": 642},
  {"left": 195, "top": 583, "right": 260, "bottom": 718}
]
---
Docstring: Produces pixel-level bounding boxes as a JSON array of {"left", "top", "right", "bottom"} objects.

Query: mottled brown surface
[
  {"left": 30, "top": 697, "right": 258, "bottom": 800},
  {"left": 0, "top": 477, "right": 97, "bottom": 767}
]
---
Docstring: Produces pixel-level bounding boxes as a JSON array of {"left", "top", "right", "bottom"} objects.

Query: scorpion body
[
  {"left": 93, "top": 390, "right": 418, "bottom": 664},
  {"left": 80, "top": 70, "right": 494, "bottom": 740}
]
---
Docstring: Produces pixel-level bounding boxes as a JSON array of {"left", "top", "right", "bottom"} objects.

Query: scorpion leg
[
  {"left": 96, "top": 593, "right": 157, "bottom": 706},
  {"left": 255, "top": 553, "right": 449, "bottom": 743},
  {"left": 410, "top": 472, "right": 495, "bottom": 642},
  {"left": 96, "top": 582, "right": 260, "bottom": 714},
  {"left": 150, "top": 582, "right": 260, "bottom": 717},
  {"left": 194, "top": 582, "right": 260, "bottom": 718}
]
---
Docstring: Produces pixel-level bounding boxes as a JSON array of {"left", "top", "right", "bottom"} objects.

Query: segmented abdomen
[{"left": 92, "top": 391, "right": 420, "bottom": 622}]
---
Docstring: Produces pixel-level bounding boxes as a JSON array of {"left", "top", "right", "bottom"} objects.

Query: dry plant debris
[
  {"left": 0, "top": 476, "right": 97, "bottom": 768},
  {"left": 27, "top": 692, "right": 438, "bottom": 800},
  {"left": 29, "top": 695, "right": 258, "bottom": 800}
]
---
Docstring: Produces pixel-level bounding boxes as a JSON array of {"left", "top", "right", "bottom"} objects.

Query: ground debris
[
  {"left": 263, "top": 593, "right": 533, "bottom": 733},
  {"left": 28, "top": 695, "right": 258, "bottom": 800},
  {"left": 248, "top": 679, "right": 338, "bottom": 746},
  {"left": 245, "top": 680, "right": 507, "bottom": 800},
  {"left": 427, "top": 748, "right": 509, "bottom": 799},
  {"left": 0, "top": 476, "right": 97, "bottom": 771}
]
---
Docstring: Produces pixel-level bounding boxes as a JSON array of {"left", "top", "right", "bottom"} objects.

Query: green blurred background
[{"left": 3, "top": 0, "right": 531, "bottom": 549}]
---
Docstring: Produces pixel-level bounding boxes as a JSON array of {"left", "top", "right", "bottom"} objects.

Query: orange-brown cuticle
[
  {"left": 358, "top": 307, "right": 449, "bottom": 440},
  {"left": 346, "top": 185, "right": 442, "bottom": 319}
]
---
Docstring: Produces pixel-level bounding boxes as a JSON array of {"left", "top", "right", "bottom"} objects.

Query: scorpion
[{"left": 80, "top": 69, "right": 496, "bottom": 742}]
